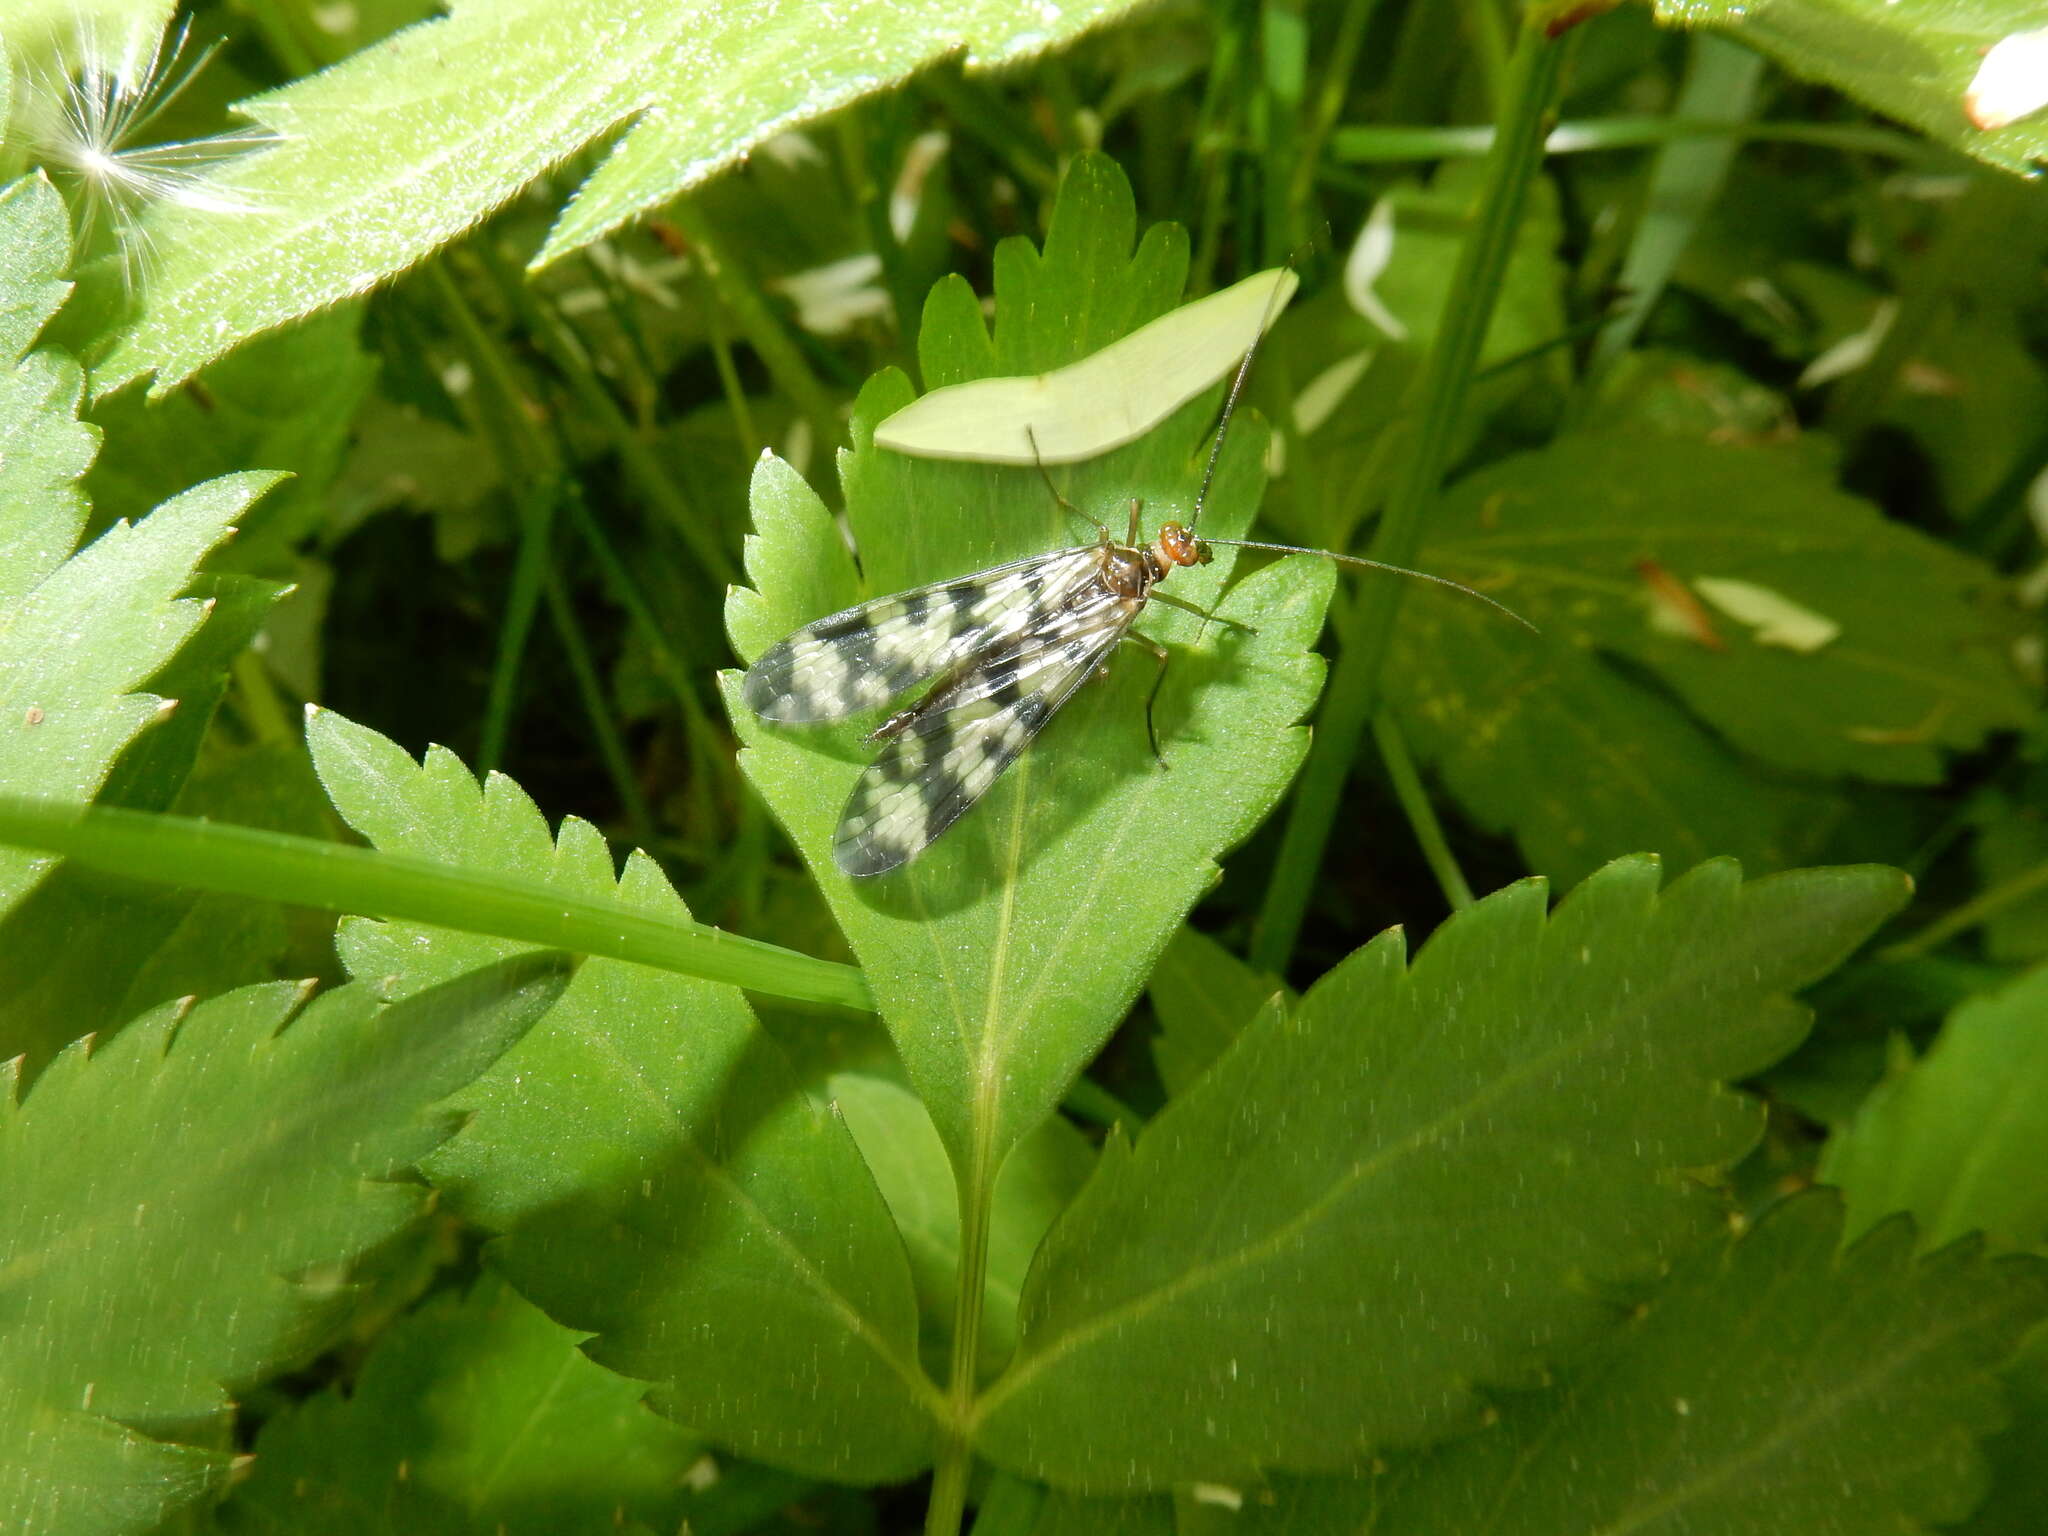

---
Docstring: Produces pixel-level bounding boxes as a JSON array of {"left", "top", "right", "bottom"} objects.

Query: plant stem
[
  {"left": 1458, "top": 0, "right": 1513, "bottom": 114},
  {"left": 1328, "top": 117, "right": 1928, "bottom": 162},
  {"left": 423, "top": 264, "right": 557, "bottom": 775},
  {"left": 1188, "top": 9, "right": 1249, "bottom": 292},
  {"left": 232, "top": 0, "right": 322, "bottom": 75},
  {"left": 1257, "top": 0, "right": 1308, "bottom": 264},
  {"left": 1372, "top": 708, "right": 1472, "bottom": 910},
  {"left": 432, "top": 260, "right": 661, "bottom": 838},
  {"left": 665, "top": 200, "right": 844, "bottom": 455},
  {"left": 1250, "top": 18, "right": 1567, "bottom": 975},
  {"left": 540, "top": 562, "right": 661, "bottom": 853},
  {"left": 1575, "top": 33, "right": 1764, "bottom": 398},
  {"left": 926, "top": 1150, "right": 998, "bottom": 1536},
  {"left": 1287, "top": 0, "right": 1384, "bottom": 216},
  {"left": 487, "top": 249, "right": 736, "bottom": 587},
  {"left": 697, "top": 259, "right": 762, "bottom": 458},
  {"left": 561, "top": 492, "right": 721, "bottom": 748},
  {"left": 229, "top": 650, "right": 296, "bottom": 746},
  {"left": 836, "top": 108, "right": 921, "bottom": 375},
  {"left": 0, "top": 796, "right": 875, "bottom": 1011},
  {"left": 916, "top": 71, "right": 1059, "bottom": 196},
  {"left": 559, "top": 490, "right": 738, "bottom": 840}
]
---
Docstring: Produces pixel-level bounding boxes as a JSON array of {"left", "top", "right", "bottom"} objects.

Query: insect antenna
[
  {"left": 1187, "top": 263, "right": 1298, "bottom": 535},
  {"left": 1179, "top": 256, "right": 1534, "bottom": 638},
  {"left": 1200, "top": 537, "right": 1538, "bottom": 633}
]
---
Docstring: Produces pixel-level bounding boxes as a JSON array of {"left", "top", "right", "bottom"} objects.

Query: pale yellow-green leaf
[{"left": 873, "top": 267, "right": 1298, "bottom": 464}]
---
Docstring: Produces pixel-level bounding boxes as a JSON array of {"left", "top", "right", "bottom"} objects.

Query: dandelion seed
[{"left": 9, "top": 13, "right": 277, "bottom": 288}]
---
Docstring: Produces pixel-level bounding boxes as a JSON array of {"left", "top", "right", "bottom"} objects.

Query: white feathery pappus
[
  {"left": 7, "top": 13, "right": 276, "bottom": 292},
  {"left": 742, "top": 271, "right": 1531, "bottom": 878}
]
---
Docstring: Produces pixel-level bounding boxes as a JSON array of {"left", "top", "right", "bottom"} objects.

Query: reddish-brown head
[{"left": 1156, "top": 522, "right": 1212, "bottom": 569}]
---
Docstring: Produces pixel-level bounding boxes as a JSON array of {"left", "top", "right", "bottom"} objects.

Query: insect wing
[
  {"left": 743, "top": 547, "right": 1100, "bottom": 724},
  {"left": 833, "top": 585, "right": 1135, "bottom": 877}
]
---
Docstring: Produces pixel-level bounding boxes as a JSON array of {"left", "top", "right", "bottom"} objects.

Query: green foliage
[
  {"left": 215, "top": 1273, "right": 704, "bottom": 1535},
  {"left": 1200, "top": 1194, "right": 2048, "bottom": 1535},
  {"left": 91, "top": 0, "right": 1157, "bottom": 390},
  {"left": 1383, "top": 420, "right": 2031, "bottom": 883},
  {"left": 1417, "top": 431, "right": 2027, "bottom": 783},
  {"left": 0, "top": 173, "right": 283, "bottom": 916},
  {"left": 1824, "top": 961, "right": 2048, "bottom": 1251},
  {"left": 1, "top": 4, "right": 2047, "bottom": 1534},
  {"left": 974, "top": 858, "right": 1906, "bottom": 1490},
  {"left": 1145, "top": 924, "right": 1284, "bottom": 1097},
  {"left": 1665, "top": 0, "right": 2048, "bottom": 175},
  {"left": 306, "top": 707, "right": 938, "bottom": 1481},
  {"left": 0, "top": 954, "right": 571, "bottom": 1533},
  {"left": 86, "top": 308, "right": 377, "bottom": 570},
  {"left": 834, "top": 1072, "right": 1095, "bottom": 1377}
]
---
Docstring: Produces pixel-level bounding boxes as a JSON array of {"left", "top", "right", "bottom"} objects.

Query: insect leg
[
  {"left": 1026, "top": 425, "right": 1110, "bottom": 541},
  {"left": 1148, "top": 589, "right": 1257, "bottom": 634},
  {"left": 1119, "top": 631, "right": 1174, "bottom": 767}
]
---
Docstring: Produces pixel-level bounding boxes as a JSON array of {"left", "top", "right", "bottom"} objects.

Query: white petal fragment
[
  {"left": 1797, "top": 299, "right": 1896, "bottom": 391},
  {"left": 1964, "top": 28, "right": 2048, "bottom": 133},
  {"left": 1292, "top": 348, "right": 1376, "bottom": 436},
  {"left": 872, "top": 267, "right": 1299, "bottom": 464},
  {"left": 1343, "top": 197, "right": 1409, "bottom": 341},
  {"left": 1693, "top": 577, "right": 1842, "bottom": 653}
]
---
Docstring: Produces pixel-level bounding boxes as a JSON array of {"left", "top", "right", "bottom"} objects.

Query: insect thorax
[{"left": 1100, "top": 543, "right": 1164, "bottom": 601}]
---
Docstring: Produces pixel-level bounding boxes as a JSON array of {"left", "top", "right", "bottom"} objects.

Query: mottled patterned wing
[
  {"left": 743, "top": 547, "right": 1101, "bottom": 724},
  {"left": 833, "top": 584, "right": 1137, "bottom": 877}
]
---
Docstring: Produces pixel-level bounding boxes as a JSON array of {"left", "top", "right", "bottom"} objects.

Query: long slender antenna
[
  {"left": 1202, "top": 537, "right": 1539, "bottom": 633},
  {"left": 1188, "top": 264, "right": 1297, "bottom": 534}
]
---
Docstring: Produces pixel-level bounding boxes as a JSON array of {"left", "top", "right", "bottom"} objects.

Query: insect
[{"left": 743, "top": 279, "right": 1528, "bottom": 878}]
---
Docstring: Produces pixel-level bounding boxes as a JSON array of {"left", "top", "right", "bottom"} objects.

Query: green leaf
[
  {"left": 1029, "top": 1490, "right": 1174, "bottom": 1535},
  {"left": 1145, "top": 926, "right": 1284, "bottom": 1098},
  {"left": 726, "top": 154, "right": 1336, "bottom": 1176},
  {"left": 214, "top": 1274, "right": 701, "bottom": 1536},
  {"left": 1883, "top": 309, "right": 2048, "bottom": 519},
  {"left": 0, "top": 172, "right": 284, "bottom": 914},
  {"left": 1760, "top": 952, "right": 2002, "bottom": 1128},
  {"left": 0, "top": 175, "right": 94, "bottom": 613},
  {"left": 1408, "top": 430, "right": 2030, "bottom": 784},
  {"left": 1822, "top": 961, "right": 2048, "bottom": 1251},
  {"left": 0, "top": 466, "right": 281, "bottom": 902},
  {"left": 1972, "top": 793, "right": 2048, "bottom": 964},
  {"left": 1957, "top": 1325, "right": 2048, "bottom": 1536},
  {"left": 0, "top": 571, "right": 287, "bottom": 1073},
  {"left": 873, "top": 267, "right": 1298, "bottom": 464},
  {"left": 972, "top": 857, "right": 1909, "bottom": 1491},
  {"left": 1585, "top": 350, "right": 1805, "bottom": 446},
  {"left": 1386, "top": 614, "right": 1847, "bottom": 888},
  {"left": 0, "top": 954, "right": 571, "bottom": 1536},
  {"left": 1660, "top": 0, "right": 2048, "bottom": 178},
  {"left": 832, "top": 1073, "right": 1094, "bottom": 1378},
  {"left": 86, "top": 307, "right": 376, "bottom": 570},
  {"left": 0, "top": 176, "right": 71, "bottom": 364},
  {"left": 1212, "top": 1194, "right": 2048, "bottom": 1535},
  {"left": 305, "top": 708, "right": 938, "bottom": 1482},
  {"left": 92, "top": 0, "right": 1154, "bottom": 390}
]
